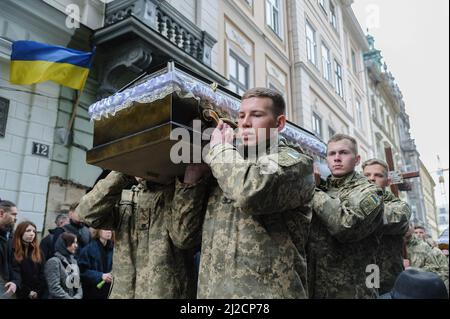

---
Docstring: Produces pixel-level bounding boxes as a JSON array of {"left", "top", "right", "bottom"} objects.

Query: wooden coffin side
[{"left": 87, "top": 94, "right": 202, "bottom": 184}]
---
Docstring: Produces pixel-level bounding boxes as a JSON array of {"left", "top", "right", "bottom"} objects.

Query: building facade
[
  {"left": 396, "top": 90, "right": 429, "bottom": 226},
  {"left": 420, "top": 160, "right": 439, "bottom": 239},
  {"left": 1, "top": 0, "right": 226, "bottom": 234},
  {"left": 0, "top": 0, "right": 101, "bottom": 233},
  {"left": 287, "top": 0, "right": 374, "bottom": 164},
  {"left": 216, "top": 0, "right": 293, "bottom": 116},
  {"left": 0, "top": 0, "right": 440, "bottom": 237},
  {"left": 364, "top": 35, "right": 409, "bottom": 201}
]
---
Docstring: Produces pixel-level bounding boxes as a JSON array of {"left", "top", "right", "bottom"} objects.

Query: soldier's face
[
  {"left": 326, "top": 140, "right": 360, "bottom": 177},
  {"left": 363, "top": 164, "right": 388, "bottom": 188},
  {"left": 414, "top": 228, "right": 426, "bottom": 239},
  {"left": 238, "top": 97, "right": 285, "bottom": 146}
]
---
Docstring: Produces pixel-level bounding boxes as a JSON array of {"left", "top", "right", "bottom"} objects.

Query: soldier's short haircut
[
  {"left": 327, "top": 134, "right": 358, "bottom": 154},
  {"left": 242, "top": 87, "right": 286, "bottom": 116},
  {"left": 362, "top": 159, "right": 389, "bottom": 177},
  {"left": 0, "top": 200, "right": 16, "bottom": 212},
  {"left": 69, "top": 202, "right": 79, "bottom": 212},
  {"left": 414, "top": 225, "right": 426, "bottom": 230},
  {"left": 55, "top": 213, "right": 69, "bottom": 226}
]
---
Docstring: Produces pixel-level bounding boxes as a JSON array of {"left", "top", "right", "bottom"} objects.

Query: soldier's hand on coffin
[
  {"left": 210, "top": 120, "right": 234, "bottom": 148},
  {"left": 183, "top": 163, "right": 211, "bottom": 185}
]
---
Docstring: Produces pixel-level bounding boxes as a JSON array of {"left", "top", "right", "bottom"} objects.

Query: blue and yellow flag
[{"left": 10, "top": 41, "right": 95, "bottom": 90}]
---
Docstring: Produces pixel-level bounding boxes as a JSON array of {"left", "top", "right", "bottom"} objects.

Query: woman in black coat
[{"left": 12, "top": 221, "right": 47, "bottom": 299}]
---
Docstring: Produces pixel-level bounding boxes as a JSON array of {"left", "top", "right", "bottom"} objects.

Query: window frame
[
  {"left": 321, "top": 43, "right": 332, "bottom": 83},
  {"left": 329, "top": 1, "right": 338, "bottom": 30},
  {"left": 312, "top": 112, "right": 323, "bottom": 138},
  {"left": 228, "top": 50, "right": 250, "bottom": 96},
  {"left": 306, "top": 21, "right": 318, "bottom": 66},
  {"left": 266, "top": 0, "right": 284, "bottom": 39},
  {"left": 355, "top": 98, "right": 364, "bottom": 129},
  {"left": 334, "top": 59, "right": 344, "bottom": 98}
]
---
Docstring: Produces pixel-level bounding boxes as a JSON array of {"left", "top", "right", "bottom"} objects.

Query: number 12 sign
[{"left": 32, "top": 142, "right": 50, "bottom": 158}]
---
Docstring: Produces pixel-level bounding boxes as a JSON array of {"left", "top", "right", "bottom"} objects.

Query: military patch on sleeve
[
  {"left": 277, "top": 149, "right": 302, "bottom": 167},
  {"left": 360, "top": 193, "right": 382, "bottom": 215}
]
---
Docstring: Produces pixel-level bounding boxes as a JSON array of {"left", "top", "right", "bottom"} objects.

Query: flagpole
[{"left": 64, "top": 84, "right": 85, "bottom": 145}]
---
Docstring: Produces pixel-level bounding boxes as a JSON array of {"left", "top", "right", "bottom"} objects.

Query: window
[
  {"left": 312, "top": 113, "right": 323, "bottom": 138},
  {"left": 334, "top": 60, "right": 343, "bottom": 98},
  {"left": 351, "top": 49, "right": 358, "bottom": 74},
  {"left": 306, "top": 22, "right": 317, "bottom": 66},
  {"left": 321, "top": 44, "right": 332, "bottom": 83},
  {"left": 329, "top": 1, "right": 337, "bottom": 29},
  {"left": 266, "top": 0, "right": 283, "bottom": 38},
  {"left": 356, "top": 99, "right": 363, "bottom": 129},
  {"left": 228, "top": 51, "right": 249, "bottom": 96},
  {"left": 328, "top": 126, "right": 336, "bottom": 139}
]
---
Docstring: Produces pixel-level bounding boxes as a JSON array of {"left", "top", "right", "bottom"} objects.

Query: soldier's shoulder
[
  {"left": 277, "top": 146, "right": 313, "bottom": 168},
  {"left": 349, "top": 174, "right": 383, "bottom": 214}
]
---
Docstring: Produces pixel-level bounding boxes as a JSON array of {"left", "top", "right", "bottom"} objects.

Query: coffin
[{"left": 87, "top": 62, "right": 328, "bottom": 183}]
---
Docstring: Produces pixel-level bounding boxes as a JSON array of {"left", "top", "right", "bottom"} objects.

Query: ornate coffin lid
[{"left": 88, "top": 62, "right": 327, "bottom": 160}]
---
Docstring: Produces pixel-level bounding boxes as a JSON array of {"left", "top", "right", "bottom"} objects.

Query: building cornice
[{"left": 340, "top": 2, "right": 369, "bottom": 51}]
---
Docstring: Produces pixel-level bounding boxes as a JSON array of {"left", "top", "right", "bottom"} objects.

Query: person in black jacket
[
  {"left": 64, "top": 203, "right": 91, "bottom": 259},
  {"left": 78, "top": 229, "right": 113, "bottom": 299},
  {"left": 0, "top": 200, "right": 19, "bottom": 298},
  {"left": 40, "top": 212, "right": 70, "bottom": 262},
  {"left": 11, "top": 221, "right": 47, "bottom": 299}
]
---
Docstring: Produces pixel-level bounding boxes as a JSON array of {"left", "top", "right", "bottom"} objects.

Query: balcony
[{"left": 93, "top": 0, "right": 227, "bottom": 98}]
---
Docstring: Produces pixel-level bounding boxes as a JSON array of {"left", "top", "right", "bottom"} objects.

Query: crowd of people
[
  {"left": 1, "top": 87, "right": 448, "bottom": 299},
  {"left": 0, "top": 202, "right": 113, "bottom": 299}
]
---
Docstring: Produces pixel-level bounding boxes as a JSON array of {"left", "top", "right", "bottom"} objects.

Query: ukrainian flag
[{"left": 10, "top": 41, "right": 95, "bottom": 90}]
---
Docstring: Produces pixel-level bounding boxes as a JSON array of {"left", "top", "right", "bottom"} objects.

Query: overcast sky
[{"left": 352, "top": 0, "right": 449, "bottom": 207}]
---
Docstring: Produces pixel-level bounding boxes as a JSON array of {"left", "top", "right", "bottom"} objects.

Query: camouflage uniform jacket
[
  {"left": 407, "top": 236, "right": 448, "bottom": 290},
  {"left": 307, "top": 171, "right": 384, "bottom": 299},
  {"left": 76, "top": 171, "right": 205, "bottom": 299},
  {"left": 407, "top": 235, "right": 441, "bottom": 273},
  {"left": 172, "top": 138, "right": 315, "bottom": 298},
  {"left": 376, "top": 191, "right": 411, "bottom": 294},
  {"left": 430, "top": 245, "right": 449, "bottom": 291}
]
